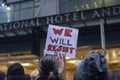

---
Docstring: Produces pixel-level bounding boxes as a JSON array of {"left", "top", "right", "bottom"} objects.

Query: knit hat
[
  {"left": 0, "top": 70, "right": 6, "bottom": 80},
  {"left": 7, "top": 63, "right": 25, "bottom": 78}
]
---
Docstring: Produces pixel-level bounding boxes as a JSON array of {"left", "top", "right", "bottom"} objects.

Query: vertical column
[
  {"left": 100, "top": 19, "right": 106, "bottom": 55},
  {"left": 32, "top": 27, "right": 44, "bottom": 57}
]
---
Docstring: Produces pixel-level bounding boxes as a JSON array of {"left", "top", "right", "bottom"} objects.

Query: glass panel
[
  {"left": 116, "top": 0, "right": 120, "bottom": 5},
  {"left": 59, "top": 1, "right": 67, "bottom": 13},
  {"left": 6, "top": 11, "right": 11, "bottom": 22},
  {"left": 0, "top": 6, "right": 6, "bottom": 12},
  {"left": 59, "top": 0, "right": 85, "bottom": 13},
  {"left": 93, "top": 0, "right": 101, "bottom": 8},
  {"left": 9, "top": 4, "right": 14, "bottom": 11},
  {"left": 0, "top": 13, "right": 8, "bottom": 23},
  {"left": 9, "top": 11, "right": 14, "bottom": 22},
  {"left": 20, "top": 8, "right": 33, "bottom": 20},
  {"left": 0, "top": 1, "right": 36, "bottom": 22},
  {"left": 68, "top": 0, "right": 75, "bottom": 12},
  {"left": 14, "top": 3, "right": 20, "bottom": 10},
  {"left": 60, "top": 0, "right": 67, "bottom": 2},
  {"left": 74, "top": 0, "right": 84, "bottom": 11},
  {"left": 35, "top": 0, "right": 40, "bottom": 6},
  {"left": 59, "top": 0, "right": 97, "bottom": 13},
  {"left": 21, "top": 1, "right": 33, "bottom": 9},
  {"left": 104, "top": 0, "right": 115, "bottom": 6},
  {"left": 67, "top": 0, "right": 84, "bottom": 12},
  {"left": 14, "top": 11, "right": 20, "bottom": 21},
  {"left": 83, "top": 0, "right": 94, "bottom": 10},
  {"left": 34, "top": 7, "right": 39, "bottom": 17}
]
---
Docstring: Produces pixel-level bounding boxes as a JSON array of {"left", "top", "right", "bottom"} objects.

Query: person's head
[
  {"left": 39, "top": 54, "right": 60, "bottom": 80},
  {"left": 112, "top": 70, "right": 120, "bottom": 80},
  {"left": 74, "top": 51, "right": 111, "bottom": 80},
  {"left": 84, "top": 51, "right": 107, "bottom": 72},
  {"left": 6, "top": 63, "right": 26, "bottom": 80},
  {"left": 0, "top": 70, "right": 6, "bottom": 80}
]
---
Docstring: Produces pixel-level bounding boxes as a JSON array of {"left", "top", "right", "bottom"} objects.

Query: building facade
[{"left": 0, "top": 0, "right": 120, "bottom": 80}]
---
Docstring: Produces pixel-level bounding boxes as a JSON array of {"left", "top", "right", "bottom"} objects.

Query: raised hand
[{"left": 56, "top": 53, "right": 65, "bottom": 73}]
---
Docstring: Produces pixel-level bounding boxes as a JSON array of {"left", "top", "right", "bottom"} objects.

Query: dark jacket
[
  {"left": 7, "top": 76, "right": 26, "bottom": 80},
  {"left": 37, "top": 74, "right": 64, "bottom": 80}
]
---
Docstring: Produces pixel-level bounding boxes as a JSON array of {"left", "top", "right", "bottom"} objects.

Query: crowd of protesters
[{"left": 0, "top": 51, "right": 120, "bottom": 80}]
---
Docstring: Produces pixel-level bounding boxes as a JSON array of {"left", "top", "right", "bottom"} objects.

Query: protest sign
[{"left": 45, "top": 24, "right": 79, "bottom": 57}]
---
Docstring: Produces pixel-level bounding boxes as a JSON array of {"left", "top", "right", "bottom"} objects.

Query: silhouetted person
[
  {"left": 6, "top": 63, "right": 26, "bottom": 80},
  {"left": 0, "top": 70, "right": 6, "bottom": 80},
  {"left": 74, "top": 51, "right": 111, "bottom": 80},
  {"left": 38, "top": 53, "right": 64, "bottom": 80}
]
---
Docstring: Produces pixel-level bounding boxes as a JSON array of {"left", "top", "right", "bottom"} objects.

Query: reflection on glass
[
  {"left": 0, "top": 0, "right": 37, "bottom": 22},
  {"left": 94, "top": 2, "right": 97, "bottom": 8},
  {"left": 0, "top": 6, "right": 10, "bottom": 23},
  {"left": 20, "top": 9, "right": 33, "bottom": 20},
  {"left": 93, "top": 0, "right": 102, "bottom": 8},
  {"left": 34, "top": 7, "right": 39, "bottom": 17},
  {"left": 116, "top": 0, "right": 120, "bottom": 5},
  {"left": 6, "top": 5, "right": 11, "bottom": 11},
  {"left": 85, "top": 4, "right": 89, "bottom": 9},
  {"left": 68, "top": 0, "right": 84, "bottom": 12},
  {"left": 104, "top": 0, "right": 115, "bottom": 6},
  {"left": 59, "top": 0, "right": 85, "bottom": 13},
  {"left": 84, "top": 0, "right": 93, "bottom": 10},
  {"left": 9, "top": 11, "right": 14, "bottom": 22},
  {"left": 59, "top": 0, "right": 67, "bottom": 13},
  {"left": 14, "top": 3, "right": 20, "bottom": 10},
  {"left": 21, "top": 1, "right": 33, "bottom": 9},
  {"left": 35, "top": 0, "right": 40, "bottom": 6},
  {"left": 59, "top": 0, "right": 103, "bottom": 13},
  {"left": 0, "top": 13, "right": 7, "bottom": 23},
  {"left": 14, "top": 11, "right": 20, "bottom": 21}
]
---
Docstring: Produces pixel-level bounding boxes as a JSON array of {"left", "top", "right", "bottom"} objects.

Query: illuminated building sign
[{"left": 0, "top": 5, "right": 120, "bottom": 32}]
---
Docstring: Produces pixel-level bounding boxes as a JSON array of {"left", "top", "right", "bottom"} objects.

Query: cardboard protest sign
[{"left": 45, "top": 24, "right": 79, "bottom": 57}]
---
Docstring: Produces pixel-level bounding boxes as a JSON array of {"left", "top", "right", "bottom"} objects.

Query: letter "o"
[{"left": 55, "top": 15, "right": 63, "bottom": 23}]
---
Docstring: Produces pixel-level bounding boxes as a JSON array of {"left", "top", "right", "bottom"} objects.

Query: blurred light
[
  {"left": 8, "top": 61, "right": 19, "bottom": 64},
  {"left": 85, "top": 4, "right": 89, "bottom": 9},
  {"left": 81, "top": 5, "right": 84, "bottom": 8},
  {"left": 1, "top": 3, "right": 5, "bottom": 7},
  {"left": 80, "top": 56, "right": 84, "bottom": 59},
  {"left": 67, "top": 60, "right": 80, "bottom": 65},
  {"left": 21, "top": 63, "right": 31, "bottom": 67},
  {"left": 112, "top": 50, "right": 117, "bottom": 59},
  {"left": 6, "top": 6, "right": 11, "bottom": 11},
  {"left": 65, "top": 57, "right": 71, "bottom": 59},
  {"left": 34, "top": 60, "right": 38, "bottom": 62},
  {"left": 76, "top": 8, "right": 79, "bottom": 11},
  {"left": 74, "top": 6, "right": 77, "bottom": 9},
  {"left": 94, "top": 2, "right": 97, "bottom": 7},
  {"left": 67, "top": 60, "right": 76, "bottom": 64},
  {"left": 8, "top": 61, "right": 15, "bottom": 64}
]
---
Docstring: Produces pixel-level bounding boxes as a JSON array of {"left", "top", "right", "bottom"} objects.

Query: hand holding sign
[
  {"left": 45, "top": 24, "right": 79, "bottom": 57},
  {"left": 55, "top": 52, "right": 64, "bottom": 73}
]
